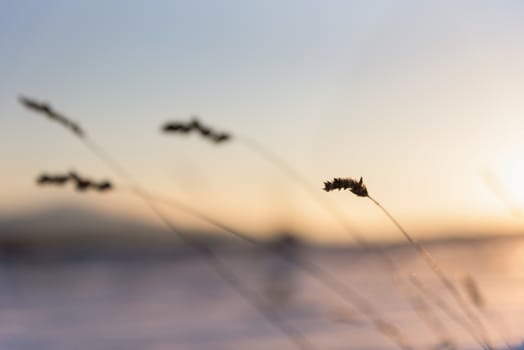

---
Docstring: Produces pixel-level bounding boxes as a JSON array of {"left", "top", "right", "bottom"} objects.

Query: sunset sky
[{"left": 2, "top": 0, "right": 524, "bottom": 243}]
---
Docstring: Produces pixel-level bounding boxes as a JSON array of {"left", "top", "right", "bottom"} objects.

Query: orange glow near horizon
[{"left": 5, "top": 178, "right": 524, "bottom": 245}]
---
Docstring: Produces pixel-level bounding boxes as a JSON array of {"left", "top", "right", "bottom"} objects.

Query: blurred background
[{"left": 1, "top": 1, "right": 524, "bottom": 349}]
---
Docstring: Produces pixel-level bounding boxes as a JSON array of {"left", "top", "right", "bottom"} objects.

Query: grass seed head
[
  {"left": 19, "top": 96, "right": 85, "bottom": 138},
  {"left": 161, "top": 118, "right": 232, "bottom": 144},
  {"left": 323, "top": 177, "right": 368, "bottom": 197},
  {"left": 36, "top": 171, "right": 113, "bottom": 193}
]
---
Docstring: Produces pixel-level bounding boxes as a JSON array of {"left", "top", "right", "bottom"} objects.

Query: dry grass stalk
[
  {"left": 19, "top": 96, "right": 84, "bottom": 137},
  {"left": 162, "top": 117, "right": 231, "bottom": 144},
  {"left": 324, "top": 176, "right": 497, "bottom": 350},
  {"left": 323, "top": 177, "right": 368, "bottom": 197},
  {"left": 20, "top": 97, "right": 314, "bottom": 350},
  {"left": 37, "top": 171, "right": 112, "bottom": 192}
]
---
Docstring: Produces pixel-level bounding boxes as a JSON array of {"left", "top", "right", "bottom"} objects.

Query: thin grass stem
[
  {"left": 139, "top": 192, "right": 415, "bottom": 350},
  {"left": 238, "top": 137, "right": 461, "bottom": 344},
  {"left": 323, "top": 176, "right": 503, "bottom": 349},
  {"left": 366, "top": 194, "right": 494, "bottom": 350},
  {"left": 410, "top": 275, "right": 487, "bottom": 348}
]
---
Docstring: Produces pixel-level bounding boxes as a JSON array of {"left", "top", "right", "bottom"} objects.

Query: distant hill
[
  {"left": 0, "top": 202, "right": 166, "bottom": 238},
  {"left": 0, "top": 202, "right": 233, "bottom": 261}
]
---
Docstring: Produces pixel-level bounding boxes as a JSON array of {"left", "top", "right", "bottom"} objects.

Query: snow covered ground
[{"left": 0, "top": 236, "right": 523, "bottom": 350}]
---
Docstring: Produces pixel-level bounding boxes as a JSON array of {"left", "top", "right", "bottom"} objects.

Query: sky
[{"left": 2, "top": 0, "right": 524, "bottom": 243}]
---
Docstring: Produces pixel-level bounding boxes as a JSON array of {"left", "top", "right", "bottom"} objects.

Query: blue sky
[{"left": 2, "top": 1, "right": 524, "bottom": 242}]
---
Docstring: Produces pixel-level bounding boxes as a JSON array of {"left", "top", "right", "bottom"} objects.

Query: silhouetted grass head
[
  {"left": 19, "top": 96, "right": 84, "bottom": 138},
  {"left": 323, "top": 177, "right": 368, "bottom": 197},
  {"left": 161, "top": 117, "right": 231, "bottom": 144},
  {"left": 36, "top": 171, "right": 112, "bottom": 193}
]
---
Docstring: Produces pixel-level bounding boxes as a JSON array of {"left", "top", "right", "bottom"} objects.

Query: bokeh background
[{"left": 2, "top": 2, "right": 524, "bottom": 350}]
